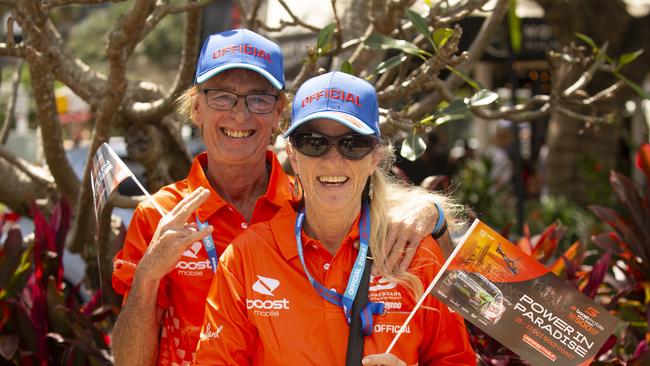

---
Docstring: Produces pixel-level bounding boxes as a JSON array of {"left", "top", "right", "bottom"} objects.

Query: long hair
[{"left": 368, "top": 143, "right": 464, "bottom": 300}]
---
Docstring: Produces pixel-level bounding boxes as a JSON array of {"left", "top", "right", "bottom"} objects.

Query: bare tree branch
[
  {"left": 0, "top": 144, "right": 54, "bottom": 186},
  {"left": 123, "top": 2, "right": 202, "bottom": 122},
  {"left": 471, "top": 95, "right": 553, "bottom": 122},
  {"left": 0, "top": 61, "right": 23, "bottom": 145},
  {"left": 583, "top": 81, "right": 625, "bottom": 104},
  {"left": 432, "top": 0, "right": 490, "bottom": 27},
  {"left": 40, "top": 0, "right": 127, "bottom": 9},
  {"left": 0, "top": 154, "right": 51, "bottom": 215},
  {"left": 563, "top": 43, "right": 608, "bottom": 97},
  {"left": 555, "top": 105, "right": 610, "bottom": 124},
  {"left": 70, "top": 0, "right": 158, "bottom": 252}
]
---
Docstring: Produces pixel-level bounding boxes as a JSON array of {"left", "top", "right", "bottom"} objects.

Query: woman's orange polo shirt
[{"left": 194, "top": 203, "right": 476, "bottom": 365}]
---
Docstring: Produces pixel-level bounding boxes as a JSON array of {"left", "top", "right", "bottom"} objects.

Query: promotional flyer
[{"left": 432, "top": 220, "right": 620, "bottom": 366}]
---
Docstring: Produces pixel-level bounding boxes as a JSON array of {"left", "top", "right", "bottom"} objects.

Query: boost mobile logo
[
  {"left": 252, "top": 275, "right": 280, "bottom": 296},
  {"left": 182, "top": 242, "right": 202, "bottom": 259}
]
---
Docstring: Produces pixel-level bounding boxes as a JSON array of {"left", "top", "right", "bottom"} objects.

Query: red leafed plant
[
  {"left": 586, "top": 143, "right": 650, "bottom": 365},
  {"left": 0, "top": 201, "right": 113, "bottom": 365}
]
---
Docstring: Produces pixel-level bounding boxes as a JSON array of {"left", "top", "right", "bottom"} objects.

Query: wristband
[{"left": 432, "top": 202, "right": 447, "bottom": 238}]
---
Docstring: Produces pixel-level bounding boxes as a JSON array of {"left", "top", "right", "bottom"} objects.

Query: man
[{"left": 111, "top": 29, "right": 446, "bottom": 366}]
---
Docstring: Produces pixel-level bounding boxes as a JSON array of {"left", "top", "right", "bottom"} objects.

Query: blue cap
[
  {"left": 194, "top": 29, "right": 285, "bottom": 89},
  {"left": 284, "top": 72, "right": 380, "bottom": 138}
]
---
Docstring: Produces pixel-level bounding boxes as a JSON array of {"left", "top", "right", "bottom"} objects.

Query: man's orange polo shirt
[
  {"left": 112, "top": 151, "right": 293, "bottom": 366},
  {"left": 194, "top": 203, "right": 476, "bottom": 365}
]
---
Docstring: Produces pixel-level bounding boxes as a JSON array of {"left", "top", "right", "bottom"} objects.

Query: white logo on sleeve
[
  {"left": 199, "top": 323, "right": 223, "bottom": 341},
  {"left": 182, "top": 242, "right": 203, "bottom": 259},
  {"left": 252, "top": 275, "right": 280, "bottom": 296}
]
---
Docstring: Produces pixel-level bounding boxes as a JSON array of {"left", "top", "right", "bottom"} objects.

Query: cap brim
[
  {"left": 195, "top": 63, "right": 284, "bottom": 90},
  {"left": 283, "top": 111, "right": 375, "bottom": 137}
]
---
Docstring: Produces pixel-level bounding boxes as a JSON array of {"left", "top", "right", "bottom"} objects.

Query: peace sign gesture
[{"left": 135, "top": 187, "right": 214, "bottom": 283}]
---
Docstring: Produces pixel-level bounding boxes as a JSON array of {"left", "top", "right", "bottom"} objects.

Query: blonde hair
[{"left": 368, "top": 143, "right": 464, "bottom": 300}]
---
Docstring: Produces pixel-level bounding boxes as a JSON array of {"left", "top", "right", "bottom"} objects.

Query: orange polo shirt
[
  {"left": 194, "top": 203, "right": 476, "bottom": 365},
  {"left": 112, "top": 151, "right": 294, "bottom": 366}
]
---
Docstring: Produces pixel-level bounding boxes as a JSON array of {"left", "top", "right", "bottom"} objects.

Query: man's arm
[
  {"left": 112, "top": 273, "right": 164, "bottom": 366},
  {"left": 112, "top": 188, "right": 213, "bottom": 365}
]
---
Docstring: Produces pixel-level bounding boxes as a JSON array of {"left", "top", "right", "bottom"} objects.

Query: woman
[
  {"left": 194, "top": 72, "right": 475, "bottom": 365},
  {"left": 112, "top": 30, "right": 451, "bottom": 366}
]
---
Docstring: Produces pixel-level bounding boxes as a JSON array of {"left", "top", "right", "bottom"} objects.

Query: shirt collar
[
  {"left": 188, "top": 151, "right": 294, "bottom": 222},
  {"left": 272, "top": 202, "right": 361, "bottom": 261}
]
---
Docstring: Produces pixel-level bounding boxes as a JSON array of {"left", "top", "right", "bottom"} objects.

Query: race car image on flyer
[
  {"left": 431, "top": 219, "right": 620, "bottom": 366},
  {"left": 443, "top": 270, "right": 506, "bottom": 324}
]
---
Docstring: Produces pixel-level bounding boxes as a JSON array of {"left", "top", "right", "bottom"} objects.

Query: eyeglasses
[
  {"left": 202, "top": 89, "right": 278, "bottom": 114},
  {"left": 290, "top": 131, "right": 377, "bottom": 160}
]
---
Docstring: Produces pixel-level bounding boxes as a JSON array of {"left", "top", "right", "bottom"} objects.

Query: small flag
[{"left": 90, "top": 143, "right": 164, "bottom": 221}]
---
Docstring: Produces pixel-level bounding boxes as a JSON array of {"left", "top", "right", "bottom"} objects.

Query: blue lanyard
[
  {"left": 294, "top": 201, "right": 384, "bottom": 335},
  {"left": 195, "top": 216, "right": 218, "bottom": 273}
]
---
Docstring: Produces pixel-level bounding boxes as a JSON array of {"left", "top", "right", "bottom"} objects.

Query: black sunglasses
[{"left": 290, "top": 131, "right": 378, "bottom": 160}]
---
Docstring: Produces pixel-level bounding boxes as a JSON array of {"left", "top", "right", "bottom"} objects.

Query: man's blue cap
[
  {"left": 284, "top": 72, "right": 380, "bottom": 138},
  {"left": 194, "top": 29, "right": 285, "bottom": 89}
]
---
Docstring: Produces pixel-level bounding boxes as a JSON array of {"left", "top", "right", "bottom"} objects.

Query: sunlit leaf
[
  {"left": 400, "top": 133, "right": 427, "bottom": 161},
  {"left": 340, "top": 60, "right": 353, "bottom": 75},
  {"left": 365, "top": 34, "right": 430, "bottom": 59},
  {"left": 317, "top": 22, "right": 337, "bottom": 55},
  {"left": 440, "top": 99, "right": 469, "bottom": 115},
  {"left": 508, "top": 0, "right": 522, "bottom": 54},
  {"left": 447, "top": 66, "right": 480, "bottom": 90},
  {"left": 575, "top": 32, "right": 597, "bottom": 51},
  {"left": 434, "top": 114, "right": 466, "bottom": 125},
  {"left": 372, "top": 54, "right": 407, "bottom": 75},
  {"left": 468, "top": 89, "right": 499, "bottom": 107},
  {"left": 405, "top": 9, "right": 434, "bottom": 48},
  {"left": 618, "top": 49, "right": 644, "bottom": 69},
  {"left": 433, "top": 28, "right": 454, "bottom": 49}
]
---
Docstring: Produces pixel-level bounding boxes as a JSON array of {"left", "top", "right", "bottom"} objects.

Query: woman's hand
[
  {"left": 136, "top": 187, "right": 213, "bottom": 282},
  {"left": 362, "top": 353, "right": 407, "bottom": 366}
]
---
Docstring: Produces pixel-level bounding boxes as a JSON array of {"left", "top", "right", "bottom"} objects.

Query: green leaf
[
  {"left": 440, "top": 99, "right": 469, "bottom": 115},
  {"left": 317, "top": 22, "right": 337, "bottom": 55},
  {"left": 400, "top": 133, "right": 427, "bottom": 161},
  {"left": 446, "top": 66, "right": 480, "bottom": 90},
  {"left": 575, "top": 32, "right": 597, "bottom": 51},
  {"left": 618, "top": 49, "right": 644, "bottom": 69},
  {"left": 372, "top": 54, "right": 408, "bottom": 75},
  {"left": 468, "top": 89, "right": 499, "bottom": 107},
  {"left": 405, "top": 9, "right": 434, "bottom": 48},
  {"left": 613, "top": 71, "right": 650, "bottom": 100},
  {"left": 434, "top": 114, "right": 467, "bottom": 125},
  {"left": 433, "top": 28, "right": 454, "bottom": 49},
  {"left": 365, "top": 34, "right": 431, "bottom": 59},
  {"left": 424, "top": 0, "right": 432, "bottom": 6},
  {"left": 340, "top": 60, "right": 353, "bottom": 75},
  {"left": 508, "top": 0, "right": 522, "bottom": 54}
]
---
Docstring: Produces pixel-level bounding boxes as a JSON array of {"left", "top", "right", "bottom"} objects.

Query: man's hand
[
  {"left": 384, "top": 199, "right": 438, "bottom": 272},
  {"left": 136, "top": 187, "right": 213, "bottom": 282},
  {"left": 362, "top": 353, "right": 407, "bottom": 366}
]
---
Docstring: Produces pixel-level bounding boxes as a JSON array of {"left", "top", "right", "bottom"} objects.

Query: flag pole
[{"left": 385, "top": 219, "right": 480, "bottom": 353}]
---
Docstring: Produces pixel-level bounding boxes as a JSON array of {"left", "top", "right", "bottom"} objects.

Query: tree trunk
[{"left": 536, "top": 0, "right": 650, "bottom": 201}]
